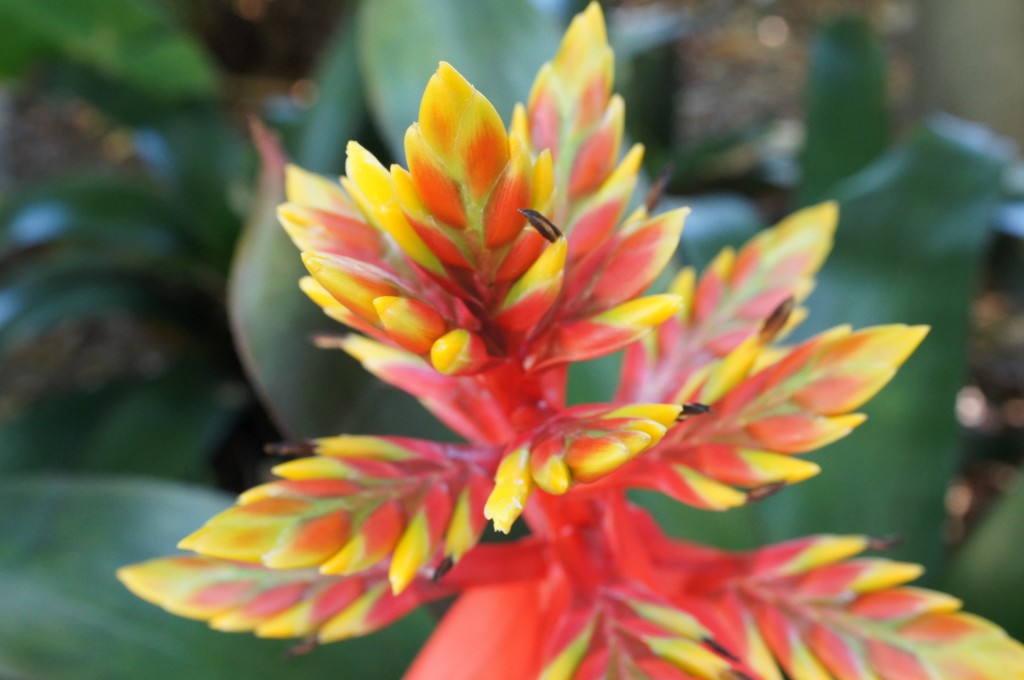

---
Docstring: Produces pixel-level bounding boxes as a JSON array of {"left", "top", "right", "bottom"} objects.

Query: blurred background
[{"left": 1, "top": 0, "right": 1023, "bottom": 677}]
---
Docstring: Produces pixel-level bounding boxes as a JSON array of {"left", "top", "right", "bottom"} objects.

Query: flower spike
[{"left": 122, "top": 3, "right": 1024, "bottom": 678}]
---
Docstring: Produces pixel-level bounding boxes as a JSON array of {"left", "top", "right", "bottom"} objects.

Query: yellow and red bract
[{"left": 120, "top": 3, "right": 1024, "bottom": 678}]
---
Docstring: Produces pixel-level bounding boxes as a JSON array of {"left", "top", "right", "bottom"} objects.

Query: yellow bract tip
[
  {"left": 484, "top": 447, "right": 534, "bottom": 533},
  {"left": 255, "top": 607, "right": 307, "bottom": 639},
  {"left": 741, "top": 450, "right": 822, "bottom": 484},
  {"left": 676, "top": 466, "right": 747, "bottom": 511},
  {"left": 444, "top": 488, "right": 478, "bottom": 561},
  {"left": 532, "top": 454, "right": 572, "bottom": 495},
  {"left": 630, "top": 601, "right": 709, "bottom": 640},
  {"left": 782, "top": 535, "right": 869, "bottom": 575},
  {"left": 116, "top": 564, "right": 168, "bottom": 611},
  {"left": 513, "top": 237, "right": 567, "bottom": 291},
  {"left": 668, "top": 267, "right": 696, "bottom": 318},
  {"left": 646, "top": 636, "right": 734, "bottom": 679},
  {"left": 597, "top": 294, "right": 683, "bottom": 327},
  {"left": 389, "top": 512, "right": 430, "bottom": 594},
  {"left": 284, "top": 164, "right": 348, "bottom": 208},
  {"left": 605, "top": 403, "right": 683, "bottom": 428},
  {"left": 532, "top": 149, "right": 554, "bottom": 212},
  {"left": 298, "top": 275, "right": 337, "bottom": 309},
  {"left": 852, "top": 560, "right": 925, "bottom": 592},
  {"left": 318, "top": 584, "right": 385, "bottom": 642},
  {"left": 604, "top": 143, "right": 644, "bottom": 188},
  {"left": 539, "top": 619, "right": 596, "bottom": 680},
  {"left": 430, "top": 328, "right": 486, "bottom": 375},
  {"left": 319, "top": 536, "right": 363, "bottom": 575}
]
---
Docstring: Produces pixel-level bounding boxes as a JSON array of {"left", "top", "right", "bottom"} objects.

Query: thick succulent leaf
[
  {"left": 798, "top": 16, "right": 888, "bottom": 205},
  {"left": 179, "top": 436, "right": 498, "bottom": 594},
  {"left": 618, "top": 201, "right": 837, "bottom": 404},
  {"left": 227, "top": 125, "right": 445, "bottom": 439},
  {"left": 291, "top": 9, "right": 368, "bottom": 175},
  {"left": 0, "top": 476, "right": 432, "bottom": 680},
  {"left": 679, "top": 535, "right": 1024, "bottom": 680},
  {"left": 357, "top": 0, "right": 558, "bottom": 157},
  {"left": 621, "top": 324, "right": 926, "bottom": 510},
  {"left": 0, "top": 0, "right": 216, "bottom": 101}
]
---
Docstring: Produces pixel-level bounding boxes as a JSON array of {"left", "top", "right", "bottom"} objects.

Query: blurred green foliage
[{"left": 1, "top": 0, "right": 1022, "bottom": 676}]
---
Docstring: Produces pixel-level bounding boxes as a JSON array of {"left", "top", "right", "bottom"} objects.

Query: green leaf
[
  {"left": 654, "top": 120, "right": 1009, "bottom": 570},
  {"left": 357, "top": 0, "right": 559, "bottom": 158},
  {"left": 0, "top": 255, "right": 213, "bottom": 352},
  {"left": 0, "top": 0, "right": 216, "bottom": 100},
  {"left": 0, "top": 476, "right": 433, "bottom": 679},
  {"left": 0, "top": 12, "right": 52, "bottom": 76},
  {"left": 227, "top": 128, "right": 447, "bottom": 440},
  {"left": 0, "top": 359, "right": 244, "bottom": 479},
  {"left": 292, "top": 12, "right": 368, "bottom": 175},
  {"left": 0, "top": 177, "right": 191, "bottom": 257},
  {"left": 798, "top": 16, "right": 888, "bottom": 205},
  {"left": 132, "top": 105, "right": 246, "bottom": 269},
  {"left": 942, "top": 476, "right": 1024, "bottom": 641}
]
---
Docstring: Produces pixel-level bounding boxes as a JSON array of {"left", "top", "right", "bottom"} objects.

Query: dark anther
[
  {"left": 678, "top": 402, "right": 712, "bottom": 420},
  {"left": 264, "top": 441, "right": 316, "bottom": 457},
  {"left": 746, "top": 481, "right": 786, "bottom": 503},
  {"left": 758, "top": 296, "right": 795, "bottom": 343},
  {"left": 644, "top": 163, "right": 675, "bottom": 213},
  {"left": 433, "top": 555, "right": 455, "bottom": 582},
  {"left": 868, "top": 534, "right": 904, "bottom": 551},
  {"left": 519, "top": 208, "right": 563, "bottom": 242},
  {"left": 287, "top": 636, "right": 319, "bottom": 657},
  {"left": 730, "top": 671, "right": 757, "bottom": 680},
  {"left": 703, "top": 637, "right": 739, "bottom": 662}
]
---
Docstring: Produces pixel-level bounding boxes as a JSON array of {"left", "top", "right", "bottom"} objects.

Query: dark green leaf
[
  {"left": 0, "top": 0, "right": 216, "bottom": 100},
  {"left": 0, "top": 13, "right": 52, "bottom": 76},
  {"left": 133, "top": 105, "right": 246, "bottom": 269},
  {"left": 798, "top": 16, "right": 888, "bottom": 205},
  {"left": 293, "top": 12, "right": 368, "bottom": 175},
  {"left": 0, "top": 476, "right": 433, "bottom": 679},
  {"left": 0, "top": 177, "right": 191, "bottom": 257},
  {"left": 227, "top": 128, "right": 448, "bottom": 440},
  {"left": 0, "top": 359, "right": 244, "bottom": 479},
  {"left": 357, "top": 0, "right": 558, "bottom": 158},
  {"left": 942, "top": 476, "right": 1024, "bottom": 641},
  {"left": 0, "top": 251, "right": 217, "bottom": 351}
]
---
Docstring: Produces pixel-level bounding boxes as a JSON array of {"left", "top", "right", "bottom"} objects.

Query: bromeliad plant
[{"left": 120, "top": 5, "right": 1024, "bottom": 678}]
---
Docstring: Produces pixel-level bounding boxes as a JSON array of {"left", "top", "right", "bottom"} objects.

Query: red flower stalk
[{"left": 120, "top": 4, "right": 1024, "bottom": 678}]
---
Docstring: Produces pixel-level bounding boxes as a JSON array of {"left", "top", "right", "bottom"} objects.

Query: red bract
[{"left": 120, "top": 4, "right": 1024, "bottom": 678}]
